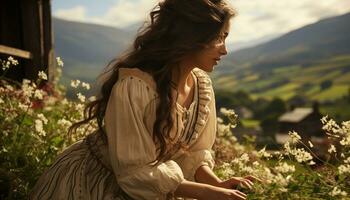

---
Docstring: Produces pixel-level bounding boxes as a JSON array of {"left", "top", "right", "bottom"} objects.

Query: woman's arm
[
  {"left": 194, "top": 165, "right": 222, "bottom": 186},
  {"left": 174, "top": 179, "right": 247, "bottom": 200},
  {"left": 195, "top": 165, "right": 261, "bottom": 190}
]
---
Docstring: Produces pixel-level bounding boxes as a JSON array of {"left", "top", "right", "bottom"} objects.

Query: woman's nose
[{"left": 219, "top": 43, "right": 227, "bottom": 55}]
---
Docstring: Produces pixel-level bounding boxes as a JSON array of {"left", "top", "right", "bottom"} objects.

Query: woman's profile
[{"left": 30, "top": 0, "right": 259, "bottom": 199}]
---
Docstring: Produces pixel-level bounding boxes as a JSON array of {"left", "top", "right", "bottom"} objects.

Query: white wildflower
[
  {"left": 38, "top": 71, "right": 48, "bottom": 80},
  {"left": 258, "top": 147, "right": 272, "bottom": 159},
  {"left": 57, "top": 118, "right": 72, "bottom": 128},
  {"left": 8, "top": 56, "right": 19, "bottom": 66},
  {"left": 289, "top": 148, "right": 313, "bottom": 163},
  {"left": 273, "top": 174, "right": 292, "bottom": 187},
  {"left": 2, "top": 61, "right": 10, "bottom": 70},
  {"left": 340, "top": 136, "right": 350, "bottom": 146},
  {"left": 81, "top": 82, "right": 90, "bottom": 90},
  {"left": 220, "top": 162, "right": 235, "bottom": 177},
  {"left": 77, "top": 93, "right": 86, "bottom": 103},
  {"left": 35, "top": 119, "right": 46, "bottom": 136},
  {"left": 70, "top": 80, "right": 81, "bottom": 88},
  {"left": 328, "top": 144, "right": 336, "bottom": 153},
  {"left": 275, "top": 162, "right": 295, "bottom": 174},
  {"left": 61, "top": 98, "right": 68, "bottom": 105},
  {"left": 37, "top": 113, "right": 48, "bottom": 124},
  {"left": 56, "top": 57, "right": 64, "bottom": 67},
  {"left": 18, "top": 102, "right": 29, "bottom": 111},
  {"left": 217, "top": 117, "right": 223, "bottom": 123},
  {"left": 0, "top": 98, "right": 4, "bottom": 104},
  {"left": 288, "top": 131, "right": 301, "bottom": 144},
  {"left": 2, "top": 56, "right": 18, "bottom": 70},
  {"left": 76, "top": 103, "right": 84, "bottom": 110},
  {"left": 308, "top": 141, "right": 314, "bottom": 148},
  {"left": 308, "top": 161, "right": 316, "bottom": 165},
  {"left": 5, "top": 85, "right": 13, "bottom": 91},
  {"left": 88, "top": 96, "right": 96, "bottom": 102},
  {"left": 240, "top": 153, "right": 250, "bottom": 163},
  {"left": 22, "top": 79, "right": 35, "bottom": 98},
  {"left": 241, "top": 166, "right": 254, "bottom": 173},
  {"left": 329, "top": 186, "right": 348, "bottom": 197},
  {"left": 253, "top": 161, "right": 260, "bottom": 167},
  {"left": 284, "top": 141, "right": 292, "bottom": 153},
  {"left": 338, "top": 164, "right": 350, "bottom": 175},
  {"left": 344, "top": 157, "right": 350, "bottom": 164},
  {"left": 220, "top": 107, "right": 236, "bottom": 117},
  {"left": 34, "top": 89, "right": 45, "bottom": 100}
]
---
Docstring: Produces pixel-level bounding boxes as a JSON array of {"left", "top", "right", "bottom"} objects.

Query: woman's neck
[{"left": 171, "top": 60, "right": 195, "bottom": 94}]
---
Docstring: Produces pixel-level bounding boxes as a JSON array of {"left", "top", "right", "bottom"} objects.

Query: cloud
[
  {"left": 92, "top": 0, "right": 158, "bottom": 27},
  {"left": 53, "top": 0, "right": 350, "bottom": 43},
  {"left": 229, "top": 0, "right": 350, "bottom": 43},
  {"left": 55, "top": 6, "right": 88, "bottom": 22}
]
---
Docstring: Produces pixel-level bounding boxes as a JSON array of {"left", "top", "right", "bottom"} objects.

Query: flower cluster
[
  {"left": 214, "top": 108, "right": 350, "bottom": 199},
  {"left": 0, "top": 57, "right": 97, "bottom": 198}
]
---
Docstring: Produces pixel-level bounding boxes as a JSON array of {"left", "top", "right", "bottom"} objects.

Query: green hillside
[
  {"left": 212, "top": 12, "right": 350, "bottom": 103},
  {"left": 53, "top": 18, "right": 134, "bottom": 87},
  {"left": 213, "top": 54, "right": 350, "bottom": 102}
]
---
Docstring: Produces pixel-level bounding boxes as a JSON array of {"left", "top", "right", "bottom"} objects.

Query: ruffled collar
[{"left": 189, "top": 68, "right": 212, "bottom": 142}]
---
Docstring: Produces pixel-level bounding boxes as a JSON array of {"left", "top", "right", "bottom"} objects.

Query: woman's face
[{"left": 191, "top": 21, "right": 230, "bottom": 72}]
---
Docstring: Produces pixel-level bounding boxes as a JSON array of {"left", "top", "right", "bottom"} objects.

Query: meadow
[{"left": 0, "top": 57, "right": 349, "bottom": 199}]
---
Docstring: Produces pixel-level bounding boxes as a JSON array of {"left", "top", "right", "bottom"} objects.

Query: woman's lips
[{"left": 214, "top": 58, "right": 220, "bottom": 65}]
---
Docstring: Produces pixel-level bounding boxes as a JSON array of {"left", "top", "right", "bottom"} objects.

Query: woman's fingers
[
  {"left": 234, "top": 189, "right": 247, "bottom": 197},
  {"left": 232, "top": 190, "right": 246, "bottom": 200},
  {"left": 245, "top": 179, "right": 254, "bottom": 187},
  {"left": 244, "top": 175, "right": 262, "bottom": 183},
  {"left": 239, "top": 180, "right": 252, "bottom": 189}
]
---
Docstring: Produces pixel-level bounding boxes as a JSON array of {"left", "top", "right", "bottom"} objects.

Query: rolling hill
[
  {"left": 212, "top": 12, "right": 350, "bottom": 102},
  {"left": 53, "top": 18, "right": 134, "bottom": 84},
  {"left": 52, "top": 13, "right": 350, "bottom": 103}
]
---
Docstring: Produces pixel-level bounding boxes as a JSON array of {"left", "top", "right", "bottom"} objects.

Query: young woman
[{"left": 30, "top": 0, "right": 259, "bottom": 199}]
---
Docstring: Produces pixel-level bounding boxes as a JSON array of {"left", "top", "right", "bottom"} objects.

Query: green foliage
[
  {"left": 214, "top": 108, "right": 350, "bottom": 199},
  {"left": 320, "top": 80, "right": 333, "bottom": 91},
  {"left": 1, "top": 57, "right": 350, "bottom": 199},
  {"left": 0, "top": 57, "right": 96, "bottom": 199}
]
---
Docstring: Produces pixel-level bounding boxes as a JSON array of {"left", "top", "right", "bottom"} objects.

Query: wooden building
[
  {"left": 276, "top": 102, "right": 324, "bottom": 144},
  {"left": 0, "top": 0, "right": 54, "bottom": 82}
]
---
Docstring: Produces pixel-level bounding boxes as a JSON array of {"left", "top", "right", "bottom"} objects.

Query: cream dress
[{"left": 29, "top": 67, "right": 217, "bottom": 200}]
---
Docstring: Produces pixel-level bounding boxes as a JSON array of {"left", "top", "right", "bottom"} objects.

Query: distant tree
[
  {"left": 255, "top": 98, "right": 286, "bottom": 120},
  {"left": 320, "top": 80, "right": 333, "bottom": 90},
  {"left": 215, "top": 89, "right": 254, "bottom": 109}
]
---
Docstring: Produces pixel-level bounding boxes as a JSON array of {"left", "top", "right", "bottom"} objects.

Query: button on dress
[{"left": 29, "top": 67, "right": 217, "bottom": 200}]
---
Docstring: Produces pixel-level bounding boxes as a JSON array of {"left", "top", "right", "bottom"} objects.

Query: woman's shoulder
[
  {"left": 116, "top": 67, "right": 212, "bottom": 91},
  {"left": 118, "top": 67, "right": 157, "bottom": 92},
  {"left": 192, "top": 68, "right": 213, "bottom": 89}
]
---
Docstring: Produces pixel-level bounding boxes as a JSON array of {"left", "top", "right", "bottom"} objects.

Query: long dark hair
[{"left": 68, "top": 0, "right": 236, "bottom": 163}]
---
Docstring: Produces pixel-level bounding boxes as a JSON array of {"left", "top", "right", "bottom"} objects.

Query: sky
[{"left": 52, "top": 0, "right": 350, "bottom": 44}]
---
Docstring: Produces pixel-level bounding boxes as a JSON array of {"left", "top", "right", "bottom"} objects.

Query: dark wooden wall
[{"left": 0, "top": 0, "right": 54, "bottom": 82}]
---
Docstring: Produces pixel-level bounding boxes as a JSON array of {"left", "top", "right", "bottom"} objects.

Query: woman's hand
[
  {"left": 200, "top": 185, "right": 247, "bottom": 200},
  {"left": 217, "top": 175, "right": 262, "bottom": 190}
]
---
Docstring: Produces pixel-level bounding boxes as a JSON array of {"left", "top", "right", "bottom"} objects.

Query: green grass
[
  {"left": 335, "top": 72, "right": 350, "bottom": 84},
  {"left": 311, "top": 84, "right": 349, "bottom": 101},
  {"left": 212, "top": 54, "right": 350, "bottom": 102},
  {"left": 240, "top": 119, "right": 260, "bottom": 128},
  {"left": 320, "top": 98, "right": 350, "bottom": 122},
  {"left": 253, "top": 83, "right": 299, "bottom": 100},
  {"left": 273, "top": 65, "right": 301, "bottom": 74}
]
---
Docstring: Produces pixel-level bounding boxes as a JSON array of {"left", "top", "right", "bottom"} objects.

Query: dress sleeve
[
  {"left": 178, "top": 78, "right": 217, "bottom": 181},
  {"left": 105, "top": 76, "right": 185, "bottom": 200}
]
